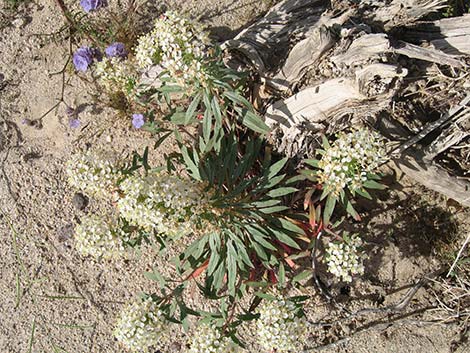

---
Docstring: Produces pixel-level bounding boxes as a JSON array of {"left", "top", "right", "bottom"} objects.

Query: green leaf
[
  {"left": 278, "top": 262, "right": 286, "bottom": 287},
  {"left": 227, "top": 240, "right": 237, "bottom": 294},
  {"left": 272, "top": 229, "right": 301, "bottom": 250},
  {"left": 181, "top": 146, "right": 201, "bottom": 181},
  {"left": 292, "top": 269, "right": 313, "bottom": 284},
  {"left": 321, "top": 135, "right": 331, "bottom": 149},
  {"left": 211, "top": 95, "right": 223, "bottom": 126},
  {"left": 323, "top": 193, "right": 337, "bottom": 226},
  {"left": 144, "top": 269, "right": 166, "bottom": 288},
  {"left": 203, "top": 107, "right": 213, "bottom": 142},
  {"left": 304, "top": 159, "right": 319, "bottom": 168},
  {"left": 207, "top": 252, "right": 221, "bottom": 276},
  {"left": 245, "top": 281, "right": 270, "bottom": 287},
  {"left": 276, "top": 219, "right": 305, "bottom": 235},
  {"left": 363, "top": 180, "right": 386, "bottom": 190},
  {"left": 267, "top": 187, "right": 298, "bottom": 198},
  {"left": 267, "top": 158, "right": 288, "bottom": 179},
  {"left": 185, "top": 93, "right": 201, "bottom": 124},
  {"left": 259, "top": 205, "right": 290, "bottom": 214},
  {"left": 254, "top": 292, "right": 277, "bottom": 300},
  {"left": 251, "top": 199, "right": 281, "bottom": 208},
  {"left": 241, "top": 109, "right": 270, "bottom": 134},
  {"left": 223, "top": 90, "right": 253, "bottom": 108},
  {"left": 355, "top": 188, "right": 372, "bottom": 200}
]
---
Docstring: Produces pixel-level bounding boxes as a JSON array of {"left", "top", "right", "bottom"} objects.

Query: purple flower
[
  {"left": 132, "top": 114, "right": 145, "bottom": 129},
  {"left": 80, "top": 0, "right": 108, "bottom": 13},
  {"left": 73, "top": 46, "right": 102, "bottom": 72},
  {"left": 73, "top": 47, "right": 94, "bottom": 72},
  {"left": 69, "top": 119, "right": 81, "bottom": 129},
  {"left": 105, "top": 42, "right": 128, "bottom": 59}
]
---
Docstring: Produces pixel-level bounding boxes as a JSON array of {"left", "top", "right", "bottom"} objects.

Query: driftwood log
[{"left": 223, "top": 0, "right": 470, "bottom": 206}]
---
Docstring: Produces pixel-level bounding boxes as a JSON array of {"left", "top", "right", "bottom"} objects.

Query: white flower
[
  {"left": 317, "top": 129, "right": 386, "bottom": 196},
  {"left": 94, "top": 57, "right": 137, "bottom": 96},
  {"left": 114, "top": 297, "right": 170, "bottom": 352},
  {"left": 74, "top": 215, "right": 128, "bottom": 259},
  {"left": 134, "top": 11, "right": 210, "bottom": 87},
  {"left": 66, "top": 150, "right": 121, "bottom": 198},
  {"left": 117, "top": 171, "right": 211, "bottom": 236},
  {"left": 256, "top": 296, "right": 307, "bottom": 352},
  {"left": 325, "top": 234, "right": 365, "bottom": 282},
  {"left": 187, "top": 323, "right": 238, "bottom": 353}
]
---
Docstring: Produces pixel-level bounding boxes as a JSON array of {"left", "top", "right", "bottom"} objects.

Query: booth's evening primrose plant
[{"left": 58, "top": 2, "right": 390, "bottom": 351}]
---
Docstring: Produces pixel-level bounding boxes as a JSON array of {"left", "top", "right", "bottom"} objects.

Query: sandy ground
[{"left": 0, "top": 1, "right": 469, "bottom": 353}]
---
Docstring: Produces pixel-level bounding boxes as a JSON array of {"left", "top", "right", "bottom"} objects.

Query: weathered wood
[
  {"left": 265, "top": 78, "right": 363, "bottom": 132},
  {"left": 402, "top": 14, "right": 470, "bottom": 55},
  {"left": 269, "top": 25, "right": 336, "bottom": 91},
  {"left": 393, "top": 149, "right": 470, "bottom": 207},
  {"left": 362, "top": 0, "right": 447, "bottom": 29},
  {"left": 393, "top": 41, "right": 464, "bottom": 68},
  {"left": 222, "top": 0, "right": 329, "bottom": 73},
  {"left": 330, "top": 34, "right": 391, "bottom": 67},
  {"left": 422, "top": 115, "right": 470, "bottom": 162},
  {"left": 355, "top": 63, "right": 408, "bottom": 97}
]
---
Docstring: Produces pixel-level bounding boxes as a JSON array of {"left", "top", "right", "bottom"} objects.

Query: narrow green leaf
[
  {"left": 181, "top": 146, "right": 201, "bottom": 181},
  {"left": 363, "top": 180, "right": 386, "bottom": 190},
  {"left": 278, "top": 262, "right": 286, "bottom": 288},
  {"left": 267, "top": 187, "right": 298, "bottom": 198},
  {"left": 267, "top": 158, "right": 288, "bottom": 179},
  {"left": 259, "top": 205, "right": 290, "bottom": 214},
  {"left": 292, "top": 269, "right": 313, "bottom": 284},
  {"left": 304, "top": 159, "right": 319, "bottom": 168},
  {"left": 241, "top": 109, "right": 270, "bottom": 134},
  {"left": 251, "top": 199, "right": 281, "bottom": 208},
  {"left": 255, "top": 292, "right": 277, "bottom": 300},
  {"left": 323, "top": 193, "right": 337, "bottom": 226},
  {"left": 272, "top": 229, "right": 301, "bottom": 250}
]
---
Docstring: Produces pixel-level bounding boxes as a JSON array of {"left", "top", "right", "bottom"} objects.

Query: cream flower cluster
[
  {"left": 325, "top": 235, "right": 365, "bottom": 282},
  {"left": 114, "top": 297, "right": 170, "bottom": 352},
  {"left": 66, "top": 151, "right": 121, "bottom": 198},
  {"left": 256, "top": 296, "right": 308, "bottom": 352},
  {"left": 74, "top": 215, "right": 128, "bottom": 259},
  {"left": 187, "top": 324, "right": 238, "bottom": 353},
  {"left": 117, "top": 171, "right": 210, "bottom": 236},
  {"left": 135, "top": 11, "right": 210, "bottom": 87},
  {"left": 94, "top": 57, "right": 137, "bottom": 95},
  {"left": 317, "top": 128, "right": 386, "bottom": 196}
]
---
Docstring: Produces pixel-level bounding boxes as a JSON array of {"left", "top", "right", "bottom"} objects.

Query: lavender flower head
[
  {"left": 105, "top": 42, "right": 128, "bottom": 59},
  {"left": 73, "top": 46, "right": 101, "bottom": 72},
  {"left": 80, "top": 0, "right": 108, "bottom": 13},
  {"left": 69, "top": 119, "right": 81, "bottom": 129},
  {"left": 132, "top": 114, "right": 145, "bottom": 129}
]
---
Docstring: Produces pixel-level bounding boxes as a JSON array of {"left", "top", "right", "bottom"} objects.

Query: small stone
[
  {"left": 72, "top": 192, "right": 88, "bottom": 210},
  {"left": 57, "top": 223, "right": 74, "bottom": 243},
  {"left": 12, "top": 17, "right": 27, "bottom": 28}
]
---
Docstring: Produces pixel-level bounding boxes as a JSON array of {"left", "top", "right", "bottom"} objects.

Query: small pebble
[{"left": 72, "top": 192, "right": 88, "bottom": 210}]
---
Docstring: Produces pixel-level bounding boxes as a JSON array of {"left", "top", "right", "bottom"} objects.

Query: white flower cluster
[
  {"left": 135, "top": 11, "right": 210, "bottom": 87},
  {"left": 74, "top": 215, "right": 128, "bottom": 259},
  {"left": 66, "top": 151, "right": 121, "bottom": 198},
  {"left": 114, "top": 297, "right": 169, "bottom": 352},
  {"left": 117, "top": 171, "right": 210, "bottom": 236},
  {"left": 187, "top": 323, "right": 238, "bottom": 353},
  {"left": 94, "top": 57, "right": 137, "bottom": 95},
  {"left": 256, "top": 296, "right": 307, "bottom": 352},
  {"left": 325, "top": 235, "right": 365, "bottom": 282},
  {"left": 317, "top": 128, "right": 386, "bottom": 196}
]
